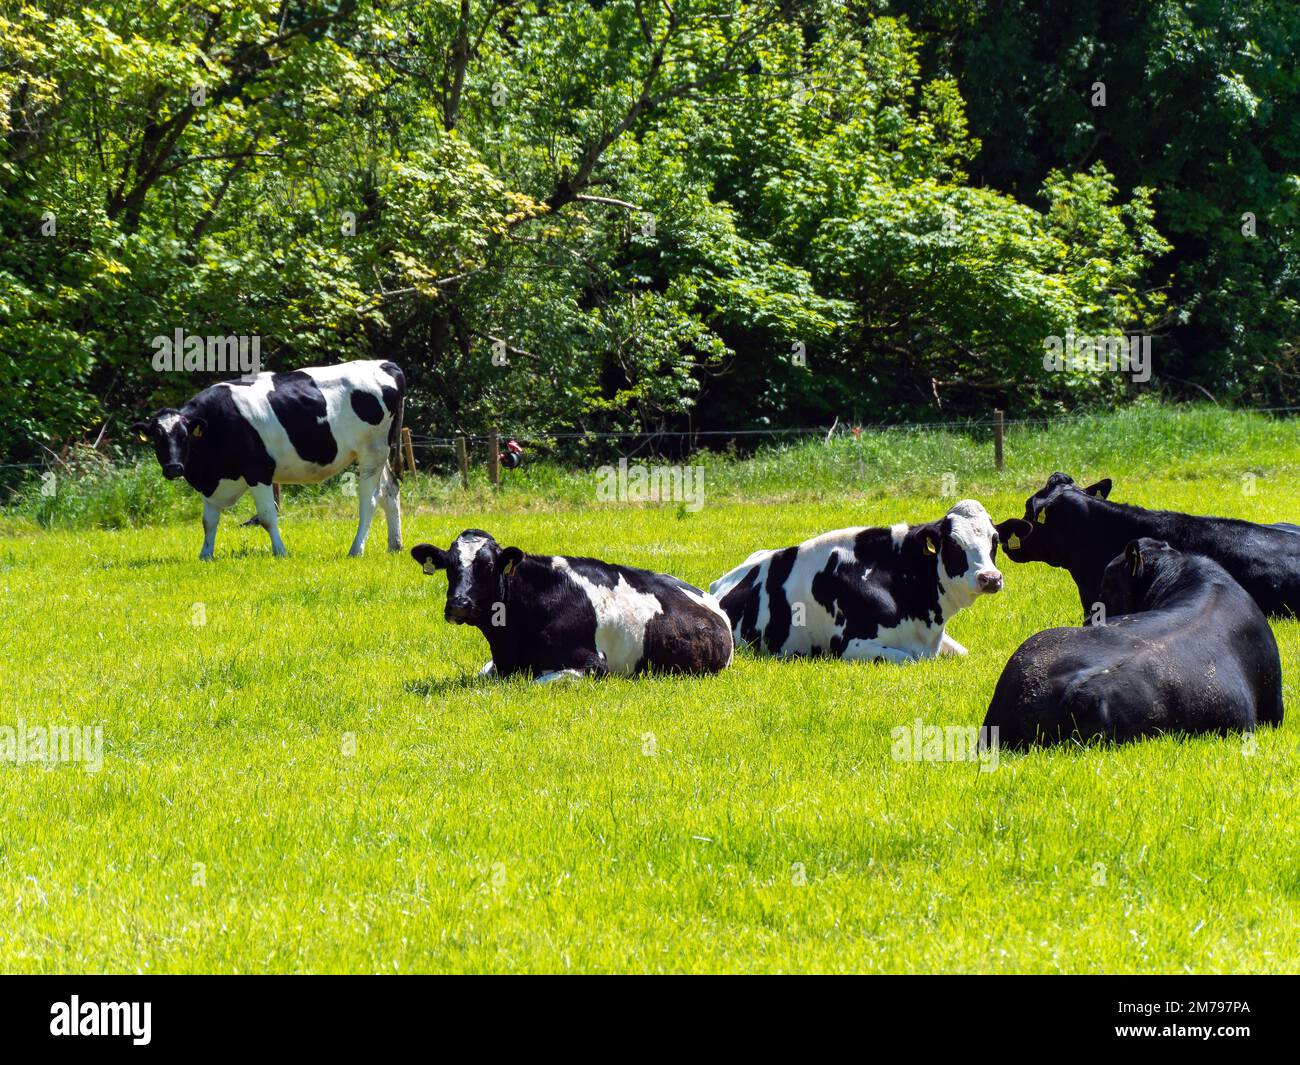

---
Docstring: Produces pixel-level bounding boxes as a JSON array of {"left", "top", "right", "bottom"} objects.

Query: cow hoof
[
  {"left": 347, "top": 547, "right": 364, "bottom": 558},
  {"left": 387, "top": 541, "right": 402, "bottom": 552},
  {"left": 198, "top": 553, "right": 214, "bottom": 562}
]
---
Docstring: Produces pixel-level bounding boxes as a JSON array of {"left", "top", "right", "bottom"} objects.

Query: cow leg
[
  {"left": 347, "top": 463, "right": 384, "bottom": 557},
  {"left": 534, "top": 649, "right": 608, "bottom": 683},
  {"left": 534, "top": 670, "right": 588, "bottom": 684},
  {"left": 841, "top": 639, "right": 919, "bottom": 664},
  {"left": 378, "top": 464, "right": 402, "bottom": 551},
  {"left": 939, "top": 633, "right": 969, "bottom": 656},
  {"left": 478, "top": 660, "right": 497, "bottom": 677},
  {"left": 251, "top": 482, "right": 288, "bottom": 557},
  {"left": 199, "top": 499, "right": 222, "bottom": 561}
]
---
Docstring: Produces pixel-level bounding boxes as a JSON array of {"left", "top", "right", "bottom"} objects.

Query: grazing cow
[
  {"left": 410, "top": 530, "right": 733, "bottom": 681},
  {"left": 983, "top": 538, "right": 1283, "bottom": 749},
  {"left": 708, "top": 501, "right": 1032, "bottom": 662},
  {"left": 132, "top": 360, "right": 405, "bottom": 559},
  {"left": 1001, "top": 472, "right": 1300, "bottom": 617}
]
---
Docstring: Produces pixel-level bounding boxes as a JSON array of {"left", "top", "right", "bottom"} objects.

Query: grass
[{"left": 3, "top": 402, "right": 1300, "bottom": 972}]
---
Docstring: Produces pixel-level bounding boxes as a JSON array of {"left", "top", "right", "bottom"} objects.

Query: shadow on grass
[{"left": 403, "top": 674, "right": 496, "bottom": 697}]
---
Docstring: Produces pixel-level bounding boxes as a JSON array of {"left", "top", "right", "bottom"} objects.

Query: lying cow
[
  {"left": 983, "top": 538, "right": 1283, "bottom": 749},
  {"left": 410, "top": 530, "right": 733, "bottom": 680},
  {"left": 1001, "top": 472, "right": 1300, "bottom": 617},
  {"left": 131, "top": 360, "right": 405, "bottom": 559},
  {"left": 708, "top": 500, "right": 1031, "bottom": 662}
]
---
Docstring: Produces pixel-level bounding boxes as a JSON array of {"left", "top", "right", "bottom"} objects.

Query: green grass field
[{"left": 4, "top": 404, "right": 1300, "bottom": 972}]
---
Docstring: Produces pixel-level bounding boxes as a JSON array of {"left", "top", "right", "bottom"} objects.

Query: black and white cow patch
[
  {"left": 411, "top": 530, "right": 734, "bottom": 681},
  {"left": 132, "top": 359, "right": 405, "bottom": 559},
  {"left": 709, "top": 500, "right": 1030, "bottom": 663}
]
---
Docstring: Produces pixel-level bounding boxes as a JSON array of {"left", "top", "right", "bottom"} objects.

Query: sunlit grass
[{"left": 3, "top": 406, "right": 1299, "bottom": 971}]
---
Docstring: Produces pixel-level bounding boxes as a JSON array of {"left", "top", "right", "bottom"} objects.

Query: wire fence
[{"left": 9, "top": 403, "right": 1300, "bottom": 476}]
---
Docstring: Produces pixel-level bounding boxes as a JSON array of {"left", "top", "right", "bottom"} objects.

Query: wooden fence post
[
  {"left": 401, "top": 426, "right": 417, "bottom": 474},
  {"left": 993, "top": 409, "right": 1005, "bottom": 471},
  {"left": 488, "top": 426, "right": 500, "bottom": 488},
  {"left": 456, "top": 435, "right": 469, "bottom": 489}
]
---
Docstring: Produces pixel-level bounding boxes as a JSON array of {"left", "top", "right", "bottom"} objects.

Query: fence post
[
  {"left": 993, "top": 409, "right": 1005, "bottom": 471},
  {"left": 401, "top": 426, "right": 417, "bottom": 474},
  {"left": 488, "top": 426, "right": 500, "bottom": 488},
  {"left": 456, "top": 435, "right": 469, "bottom": 489}
]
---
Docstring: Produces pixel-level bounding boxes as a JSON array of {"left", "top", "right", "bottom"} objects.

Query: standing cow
[
  {"left": 411, "top": 530, "right": 733, "bottom": 681},
  {"left": 1000, "top": 472, "right": 1300, "bottom": 617},
  {"left": 131, "top": 360, "right": 405, "bottom": 559},
  {"left": 709, "top": 500, "right": 1031, "bottom": 662}
]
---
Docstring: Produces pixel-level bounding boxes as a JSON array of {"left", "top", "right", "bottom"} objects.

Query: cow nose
[
  {"left": 445, "top": 596, "right": 474, "bottom": 622},
  {"left": 163, "top": 463, "right": 185, "bottom": 479},
  {"left": 977, "top": 570, "right": 1003, "bottom": 593}
]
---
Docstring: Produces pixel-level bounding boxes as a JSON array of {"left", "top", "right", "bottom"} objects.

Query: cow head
[
  {"left": 411, "top": 529, "right": 523, "bottom": 625},
  {"left": 130, "top": 408, "right": 207, "bottom": 480},
  {"left": 915, "top": 499, "right": 1031, "bottom": 606},
  {"left": 999, "top": 472, "right": 1112, "bottom": 564},
  {"left": 1099, "top": 537, "right": 1173, "bottom": 617}
]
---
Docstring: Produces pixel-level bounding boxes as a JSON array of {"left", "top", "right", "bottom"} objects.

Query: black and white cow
[
  {"left": 131, "top": 360, "right": 404, "bottom": 559},
  {"left": 410, "top": 530, "right": 733, "bottom": 681},
  {"left": 708, "top": 500, "right": 1032, "bottom": 662},
  {"left": 983, "top": 538, "right": 1283, "bottom": 749},
  {"left": 1001, "top": 472, "right": 1300, "bottom": 618}
]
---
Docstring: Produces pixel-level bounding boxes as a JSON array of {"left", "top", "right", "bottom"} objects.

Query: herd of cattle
[{"left": 132, "top": 359, "right": 1294, "bottom": 750}]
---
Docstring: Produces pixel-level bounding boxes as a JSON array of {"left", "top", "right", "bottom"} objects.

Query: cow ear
[
  {"left": 996, "top": 518, "right": 1032, "bottom": 550},
  {"left": 411, "top": 544, "right": 448, "bottom": 574},
  {"left": 189, "top": 417, "right": 207, "bottom": 439},
  {"left": 130, "top": 421, "right": 149, "bottom": 443},
  {"left": 1083, "top": 478, "right": 1112, "bottom": 499},
  {"left": 500, "top": 546, "right": 524, "bottom": 576},
  {"left": 1125, "top": 540, "right": 1144, "bottom": 578}
]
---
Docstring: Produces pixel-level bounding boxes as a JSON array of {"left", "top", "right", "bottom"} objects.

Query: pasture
[{"left": 3, "top": 405, "right": 1300, "bottom": 973}]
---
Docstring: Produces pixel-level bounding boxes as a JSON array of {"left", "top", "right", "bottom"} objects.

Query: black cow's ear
[
  {"left": 1125, "top": 540, "right": 1144, "bottom": 578},
  {"left": 411, "top": 544, "right": 448, "bottom": 574},
  {"left": 129, "top": 421, "right": 149, "bottom": 443},
  {"left": 1083, "top": 478, "right": 1112, "bottom": 499},
  {"left": 500, "top": 546, "right": 524, "bottom": 576},
  {"left": 189, "top": 417, "right": 208, "bottom": 439},
  {"left": 995, "top": 518, "right": 1032, "bottom": 549}
]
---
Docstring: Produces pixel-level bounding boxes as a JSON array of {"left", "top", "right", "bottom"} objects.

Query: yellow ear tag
[
  {"left": 137, "top": 432, "right": 148, "bottom": 443},
  {"left": 1036, "top": 508, "right": 1047, "bottom": 524},
  {"left": 422, "top": 558, "right": 438, "bottom": 575},
  {"left": 924, "top": 539, "right": 937, "bottom": 555},
  {"left": 502, "top": 559, "right": 516, "bottom": 577},
  {"left": 1008, "top": 534, "right": 1021, "bottom": 550},
  {"left": 192, "top": 425, "right": 203, "bottom": 438},
  {"left": 1129, "top": 554, "right": 1140, "bottom": 577}
]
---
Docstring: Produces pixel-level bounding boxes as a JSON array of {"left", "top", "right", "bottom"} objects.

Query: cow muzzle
[
  {"left": 163, "top": 463, "right": 185, "bottom": 480},
  {"left": 976, "top": 570, "right": 1003, "bottom": 593},
  {"left": 445, "top": 596, "right": 475, "bottom": 623}
]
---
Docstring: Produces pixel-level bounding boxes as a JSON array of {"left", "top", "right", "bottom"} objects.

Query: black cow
[
  {"left": 410, "top": 530, "right": 733, "bottom": 681},
  {"left": 983, "top": 538, "right": 1283, "bottom": 749},
  {"left": 1001, "top": 472, "right": 1300, "bottom": 618},
  {"left": 131, "top": 360, "right": 404, "bottom": 559}
]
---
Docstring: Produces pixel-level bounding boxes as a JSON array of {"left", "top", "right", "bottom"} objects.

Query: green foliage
[{"left": 4, "top": 0, "right": 1287, "bottom": 480}]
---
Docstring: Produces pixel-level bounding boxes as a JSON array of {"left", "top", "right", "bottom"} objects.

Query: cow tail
[{"left": 388, "top": 390, "right": 406, "bottom": 483}]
